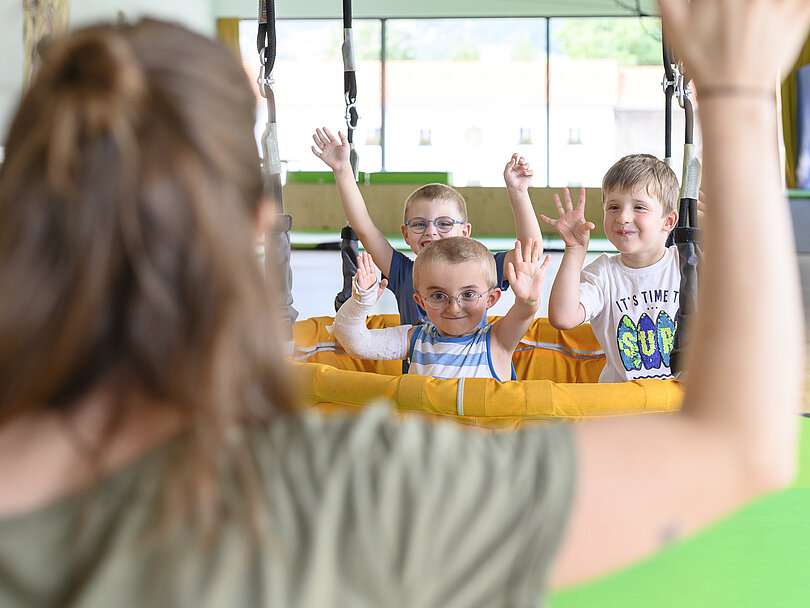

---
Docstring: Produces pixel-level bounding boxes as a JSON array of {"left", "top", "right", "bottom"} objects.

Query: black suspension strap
[
  {"left": 664, "top": 42, "right": 702, "bottom": 376},
  {"left": 334, "top": 224, "right": 360, "bottom": 312},
  {"left": 673, "top": 60, "right": 700, "bottom": 238},
  {"left": 343, "top": 0, "right": 360, "bottom": 179},
  {"left": 258, "top": 0, "right": 298, "bottom": 331},
  {"left": 678, "top": 91, "right": 701, "bottom": 231},
  {"left": 662, "top": 35, "right": 676, "bottom": 169},
  {"left": 334, "top": 0, "right": 360, "bottom": 312},
  {"left": 257, "top": 0, "right": 279, "bottom": 194}
]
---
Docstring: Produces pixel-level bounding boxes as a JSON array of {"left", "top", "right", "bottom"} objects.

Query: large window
[
  {"left": 240, "top": 16, "right": 684, "bottom": 187},
  {"left": 239, "top": 19, "right": 382, "bottom": 173},
  {"left": 548, "top": 17, "right": 689, "bottom": 186},
  {"left": 381, "top": 19, "right": 547, "bottom": 186}
]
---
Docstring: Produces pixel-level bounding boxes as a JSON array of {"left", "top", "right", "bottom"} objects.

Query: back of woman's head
[{"left": 0, "top": 20, "right": 293, "bottom": 442}]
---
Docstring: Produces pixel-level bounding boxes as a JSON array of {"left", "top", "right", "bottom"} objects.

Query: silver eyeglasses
[
  {"left": 417, "top": 288, "right": 493, "bottom": 310},
  {"left": 405, "top": 216, "right": 465, "bottom": 234}
]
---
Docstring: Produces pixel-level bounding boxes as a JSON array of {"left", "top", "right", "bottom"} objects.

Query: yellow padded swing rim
[{"left": 291, "top": 315, "right": 683, "bottom": 428}]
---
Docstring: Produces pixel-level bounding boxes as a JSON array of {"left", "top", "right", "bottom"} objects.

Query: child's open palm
[
  {"left": 355, "top": 252, "right": 388, "bottom": 301},
  {"left": 506, "top": 238, "right": 551, "bottom": 308},
  {"left": 538, "top": 187, "right": 595, "bottom": 249},
  {"left": 503, "top": 153, "right": 533, "bottom": 192},
  {"left": 311, "top": 127, "right": 350, "bottom": 172}
]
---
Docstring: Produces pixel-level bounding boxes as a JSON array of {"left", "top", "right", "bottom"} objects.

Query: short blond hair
[
  {"left": 413, "top": 237, "right": 496, "bottom": 291},
  {"left": 602, "top": 154, "right": 679, "bottom": 216},
  {"left": 403, "top": 183, "right": 467, "bottom": 223}
]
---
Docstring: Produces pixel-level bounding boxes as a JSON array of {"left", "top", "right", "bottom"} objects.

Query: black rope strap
[
  {"left": 257, "top": 0, "right": 276, "bottom": 76},
  {"left": 342, "top": 0, "right": 359, "bottom": 178}
]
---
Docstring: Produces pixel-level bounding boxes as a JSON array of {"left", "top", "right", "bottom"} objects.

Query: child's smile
[
  {"left": 413, "top": 261, "right": 498, "bottom": 337},
  {"left": 603, "top": 187, "right": 677, "bottom": 268}
]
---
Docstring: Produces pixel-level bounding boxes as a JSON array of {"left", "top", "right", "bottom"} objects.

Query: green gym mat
[
  {"left": 284, "top": 171, "right": 451, "bottom": 185},
  {"left": 285, "top": 171, "right": 367, "bottom": 185},
  {"left": 365, "top": 171, "right": 451, "bottom": 185},
  {"left": 547, "top": 416, "right": 810, "bottom": 608}
]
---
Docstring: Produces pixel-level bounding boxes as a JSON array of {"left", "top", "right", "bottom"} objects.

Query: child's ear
[
  {"left": 663, "top": 210, "right": 678, "bottom": 232},
  {"left": 485, "top": 288, "right": 501, "bottom": 309},
  {"left": 401, "top": 224, "right": 411, "bottom": 244},
  {"left": 412, "top": 292, "right": 423, "bottom": 306},
  {"left": 461, "top": 222, "right": 472, "bottom": 237}
]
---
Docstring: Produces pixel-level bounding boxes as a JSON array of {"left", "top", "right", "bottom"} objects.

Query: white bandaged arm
[{"left": 329, "top": 277, "right": 412, "bottom": 360}]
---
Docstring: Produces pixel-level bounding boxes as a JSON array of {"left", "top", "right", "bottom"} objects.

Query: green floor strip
[
  {"left": 548, "top": 489, "right": 810, "bottom": 608},
  {"left": 548, "top": 416, "right": 810, "bottom": 607}
]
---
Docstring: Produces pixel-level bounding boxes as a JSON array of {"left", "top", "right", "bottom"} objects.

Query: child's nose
[
  {"left": 424, "top": 221, "right": 440, "bottom": 236},
  {"left": 446, "top": 296, "right": 463, "bottom": 311}
]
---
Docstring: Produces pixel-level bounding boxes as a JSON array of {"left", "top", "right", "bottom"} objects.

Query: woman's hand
[{"left": 660, "top": 0, "right": 810, "bottom": 90}]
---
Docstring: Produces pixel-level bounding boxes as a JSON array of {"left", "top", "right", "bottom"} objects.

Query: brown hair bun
[{"left": 35, "top": 28, "right": 147, "bottom": 191}]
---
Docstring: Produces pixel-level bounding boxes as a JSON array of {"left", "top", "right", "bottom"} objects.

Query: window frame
[{"left": 241, "top": 14, "right": 669, "bottom": 187}]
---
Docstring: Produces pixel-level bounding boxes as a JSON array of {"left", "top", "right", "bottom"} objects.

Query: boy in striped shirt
[{"left": 332, "top": 237, "right": 549, "bottom": 380}]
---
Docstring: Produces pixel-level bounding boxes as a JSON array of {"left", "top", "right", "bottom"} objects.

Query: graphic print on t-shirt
[
  {"left": 580, "top": 250, "right": 681, "bottom": 382},
  {"left": 617, "top": 310, "right": 678, "bottom": 372}
]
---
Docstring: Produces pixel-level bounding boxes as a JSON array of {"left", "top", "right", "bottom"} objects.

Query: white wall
[
  {"left": 0, "top": 0, "right": 217, "bottom": 143},
  {"left": 0, "top": 0, "right": 23, "bottom": 144},
  {"left": 71, "top": 0, "right": 215, "bottom": 34}
]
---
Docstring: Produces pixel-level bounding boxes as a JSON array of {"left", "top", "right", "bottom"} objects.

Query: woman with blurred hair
[{"left": 0, "top": 1, "right": 808, "bottom": 606}]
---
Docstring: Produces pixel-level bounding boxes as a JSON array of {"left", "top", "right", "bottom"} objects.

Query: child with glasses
[
  {"left": 313, "top": 127, "right": 542, "bottom": 326},
  {"left": 332, "top": 237, "right": 550, "bottom": 380}
]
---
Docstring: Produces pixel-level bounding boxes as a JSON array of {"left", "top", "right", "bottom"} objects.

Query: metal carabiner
[
  {"left": 257, "top": 69, "right": 274, "bottom": 99},
  {"left": 675, "top": 73, "right": 692, "bottom": 109},
  {"left": 344, "top": 101, "right": 358, "bottom": 129},
  {"left": 675, "top": 62, "right": 692, "bottom": 108}
]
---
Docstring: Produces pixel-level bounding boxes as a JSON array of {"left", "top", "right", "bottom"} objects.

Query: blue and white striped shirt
[{"left": 408, "top": 323, "right": 516, "bottom": 381}]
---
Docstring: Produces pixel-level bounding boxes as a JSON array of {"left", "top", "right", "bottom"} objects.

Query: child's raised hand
[
  {"left": 503, "top": 153, "right": 533, "bottom": 192},
  {"left": 506, "top": 238, "right": 551, "bottom": 310},
  {"left": 354, "top": 252, "right": 388, "bottom": 300},
  {"left": 538, "top": 187, "right": 594, "bottom": 249},
  {"left": 311, "top": 127, "right": 350, "bottom": 172}
]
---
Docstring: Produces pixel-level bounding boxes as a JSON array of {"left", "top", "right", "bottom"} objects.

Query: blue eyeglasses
[{"left": 405, "top": 216, "right": 465, "bottom": 234}]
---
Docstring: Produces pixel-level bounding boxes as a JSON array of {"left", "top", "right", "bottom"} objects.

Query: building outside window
[
  {"left": 548, "top": 16, "right": 689, "bottom": 187},
  {"left": 239, "top": 16, "right": 685, "bottom": 187},
  {"left": 239, "top": 19, "right": 382, "bottom": 174}
]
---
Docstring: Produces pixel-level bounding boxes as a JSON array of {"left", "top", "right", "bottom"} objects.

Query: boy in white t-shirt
[{"left": 539, "top": 154, "right": 680, "bottom": 382}]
